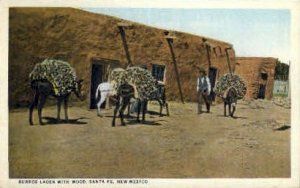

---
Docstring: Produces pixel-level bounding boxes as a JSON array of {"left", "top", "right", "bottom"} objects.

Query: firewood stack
[
  {"left": 110, "top": 66, "right": 158, "bottom": 100},
  {"left": 214, "top": 73, "right": 247, "bottom": 99},
  {"left": 29, "top": 59, "right": 77, "bottom": 96}
]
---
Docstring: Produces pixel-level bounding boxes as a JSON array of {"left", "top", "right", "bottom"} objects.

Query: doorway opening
[
  {"left": 90, "top": 64, "right": 104, "bottom": 109},
  {"left": 208, "top": 67, "right": 218, "bottom": 101},
  {"left": 89, "top": 58, "right": 120, "bottom": 109},
  {"left": 258, "top": 84, "right": 266, "bottom": 99}
]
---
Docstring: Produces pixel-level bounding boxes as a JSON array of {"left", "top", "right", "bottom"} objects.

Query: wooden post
[
  {"left": 225, "top": 47, "right": 233, "bottom": 75},
  {"left": 205, "top": 42, "right": 212, "bottom": 70},
  {"left": 165, "top": 35, "right": 184, "bottom": 104},
  {"left": 118, "top": 22, "right": 132, "bottom": 66}
]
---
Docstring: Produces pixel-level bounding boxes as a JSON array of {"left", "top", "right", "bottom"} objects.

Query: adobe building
[
  {"left": 235, "top": 57, "right": 278, "bottom": 100},
  {"left": 9, "top": 8, "right": 236, "bottom": 108}
]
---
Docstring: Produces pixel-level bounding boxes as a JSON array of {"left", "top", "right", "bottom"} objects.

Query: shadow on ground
[
  {"left": 274, "top": 125, "right": 291, "bottom": 131},
  {"left": 42, "top": 117, "right": 88, "bottom": 125},
  {"left": 125, "top": 119, "right": 163, "bottom": 126},
  {"left": 216, "top": 115, "right": 248, "bottom": 119},
  {"left": 148, "top": 110, "right": 169, "bottom": 117}
]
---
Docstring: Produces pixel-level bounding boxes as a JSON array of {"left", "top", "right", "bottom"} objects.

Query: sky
[{"left": 83, "top": 8, "right": 291, "bottom": 64}]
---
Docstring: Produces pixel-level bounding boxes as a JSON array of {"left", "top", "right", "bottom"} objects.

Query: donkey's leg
[
  {"left": 165, "top": 103, "right": 170, "bottom": 116},
  {"left": 206, "top": 101, "right": 210, "bottom": 113},
  {"left": 112, "top": 97, "right": 120, "bottom": 127},
  {"left": 97, "top": 92, "right": 106, "bottom": 117},
  {"left": 126, "top": 101, "right": 131, "bottom": 117},
  {"left": 224, "top": 103, "right": 227, "bottom": 117},
  {"left": 29, "top": 91, "right": 39, "bottom": 125},
  {"left": 142, "top": 100, "right": 148, "bottom": 122},
  {"left": 231, "top": 103, "right": 236, "bottom": 117},
  {"left": 57, "top": 98, "right": 62, "bottom": 122},
  {"left": 228, "top": 104, "right": 232, "bottom": 118},
  {"left": 136, "top": 99, "right": 141, "bottom": 123},
  {"left": 158, "top": 99, "right": 163, "bottom": 117},
  {"left": 64, "top": 97, "right": 69, "bottom": 122},
  {"left": 38, "top": 94, "right": 47, "bottom": 125},
  {"left": 120, "top": 97, "right": 130, "bottom": 126},
  {"left": 119, "top": 106, "right": 125, "bottom": 126}
]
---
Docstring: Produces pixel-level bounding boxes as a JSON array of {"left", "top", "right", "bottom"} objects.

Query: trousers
[{"left": 197, "top": 91, "right": 210, "bottom": 114}]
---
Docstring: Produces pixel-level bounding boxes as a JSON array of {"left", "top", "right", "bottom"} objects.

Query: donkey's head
[
  {"left": 148, "top": 80, "right": 165, "bottom": 101},
  {"left": 158, "top": 82, "right": 166, "bottom": 101},
  {"left": 73, "top": 79, "right": 85, "bottom": 101}
]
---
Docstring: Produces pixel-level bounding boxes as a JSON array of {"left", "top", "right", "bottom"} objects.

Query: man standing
[{"left": 197, "top": 68, "right": 211, "bottom": 114}]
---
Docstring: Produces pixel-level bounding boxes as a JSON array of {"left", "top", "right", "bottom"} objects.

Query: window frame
[{"left": 151, "top": 64, "right": 166, "bottom": 82}]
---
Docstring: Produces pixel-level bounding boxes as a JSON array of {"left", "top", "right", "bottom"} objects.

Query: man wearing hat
[{"left": 197, "top": 68, "right": 211, "bottom": 114}]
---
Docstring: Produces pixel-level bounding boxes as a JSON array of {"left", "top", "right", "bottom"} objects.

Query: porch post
[
  {"left": 165, "top": 34, "right": 184, "bottom": 104},
  {"left": 117, "top": 22, "right": 133, "bottom": 66}
]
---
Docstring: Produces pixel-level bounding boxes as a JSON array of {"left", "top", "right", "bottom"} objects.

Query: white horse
[{"left": 95, "top": 82, "right": 115, "bottom": 117}]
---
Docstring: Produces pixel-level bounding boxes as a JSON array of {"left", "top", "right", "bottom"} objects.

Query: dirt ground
[{"left": 9, "top": 99, "right": 290, "bottom": 178}]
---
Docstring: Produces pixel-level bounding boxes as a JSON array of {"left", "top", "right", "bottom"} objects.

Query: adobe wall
[
  {"left": 235, "top": 57, "right": 277, "bottom": 100},
  {"left": 9, "top": 8, "right": 235, "bottom": 107}
]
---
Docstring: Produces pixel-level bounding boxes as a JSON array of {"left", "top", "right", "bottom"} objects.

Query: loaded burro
[
  {"left": 28, "top": 59, "right": 169, "bottom": 126},
  {"left": 29, "top": 59, "right": 84, "bottom": 125},
  {"left": 28, "top": 58, "right": 246, "bottom": 126}
]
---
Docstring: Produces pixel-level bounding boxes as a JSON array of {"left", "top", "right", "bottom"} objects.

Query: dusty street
[{"left": 9, "top": 99, "right": 290, "bottom": 178}]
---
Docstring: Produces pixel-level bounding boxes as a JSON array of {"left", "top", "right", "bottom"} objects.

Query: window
[
  {"left": 152, "top": 64, "right": 165, "bottom": 81},
  {"left": 261, "top": 73, "right": 268, "bottom": 80}
]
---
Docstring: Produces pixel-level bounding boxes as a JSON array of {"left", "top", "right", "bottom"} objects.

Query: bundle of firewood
[
  {"left": 214, "top": 73, "right": 247, "bottom": 99},
  {"left": 110, "top": 66, "right": 158, "bottom": 100},
  {"left": 29, "top": 59, "right": 77, "bottom": 96},
  {"left": 110, "top": 68, "right": 127, "bottom": 96},
  {"left": 125, "top": 66, "right": 158, "bottom": 99}
]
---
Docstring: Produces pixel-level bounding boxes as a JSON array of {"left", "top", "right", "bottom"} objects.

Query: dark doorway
[
  {"left": 208, "top": 67, "right": 218, "bottom": 101},
  {"left": 261, "top": 72, "right": 268, "bottom": 80},
  {"left": 152, "top": 64, "right": 165, "bottom": 81},
  {"left": 89, "top": 58, "right": 121, "bottom": 109},
  {"left": 258, "top": 84, "right": 266, "bottom": 99},
  {"left": 90, "top": 64, "right": 104, "bottom": 109}
]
